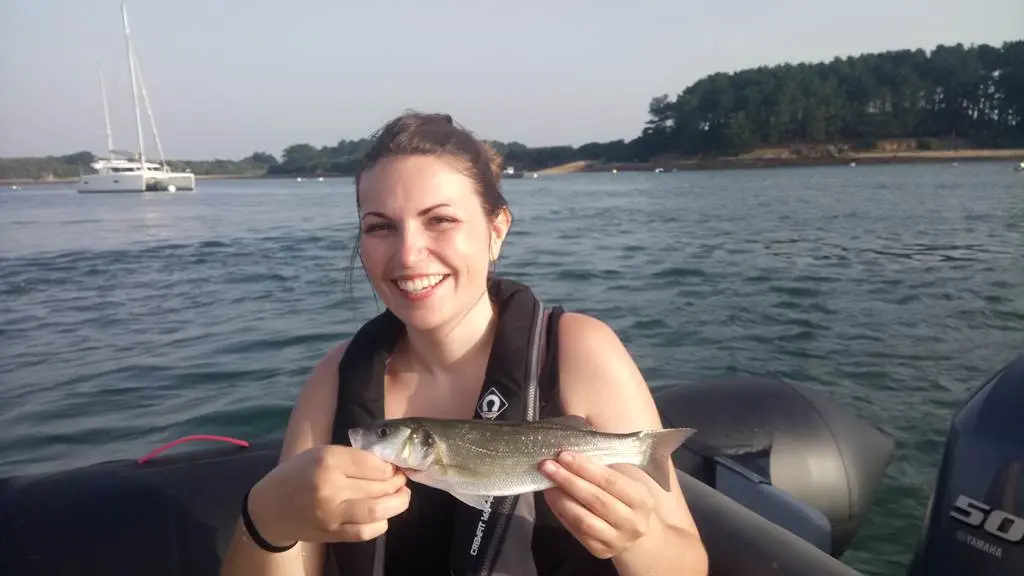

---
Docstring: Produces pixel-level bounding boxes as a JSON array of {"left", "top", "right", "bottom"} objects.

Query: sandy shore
[{"left": 573, "top": 149, "right": 1024, "bottom": 173}]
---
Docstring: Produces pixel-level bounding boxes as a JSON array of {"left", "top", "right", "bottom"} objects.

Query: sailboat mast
[
  {"left": 121, "top": 1, "right": 146, "bottom": 169},
  {"left": 99, "top": 65, "right": 114, "bottom": 161}
]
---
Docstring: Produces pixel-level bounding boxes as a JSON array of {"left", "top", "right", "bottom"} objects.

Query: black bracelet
[{"left": 241, "top": 486, "right": 298, "bottom": 553}]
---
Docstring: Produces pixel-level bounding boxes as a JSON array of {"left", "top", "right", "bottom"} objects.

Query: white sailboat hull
[
  {"left": 77, "top": 171, "right": 195, "bottom": 194},
  {"left": 78, "top": 173, "right": 145, "bottom": 193},
  {"left": 164, "top": 172, "right": 195, "bottom": 190}
]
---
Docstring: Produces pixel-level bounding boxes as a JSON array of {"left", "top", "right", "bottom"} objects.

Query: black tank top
[{"left": 327, "top": 278, "right": 617, "bottom": 576}]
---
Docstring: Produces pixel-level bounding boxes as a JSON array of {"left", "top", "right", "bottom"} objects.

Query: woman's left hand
[{"left": 540, "top": 451, "right": 656, "bottom": 559}]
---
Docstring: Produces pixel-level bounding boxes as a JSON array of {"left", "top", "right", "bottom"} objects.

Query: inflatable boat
[{"left": 2, "top": 352, "right": 1023, "bottom": 576}]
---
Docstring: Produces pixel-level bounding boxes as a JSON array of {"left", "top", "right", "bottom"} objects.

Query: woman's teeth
[{"left": 396, "top": 274, "right": 447, "bottom": 293}]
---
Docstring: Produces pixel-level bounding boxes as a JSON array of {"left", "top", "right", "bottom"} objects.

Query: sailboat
[{"left": 77, "top": 2, "right": 194, "bottom": 194}]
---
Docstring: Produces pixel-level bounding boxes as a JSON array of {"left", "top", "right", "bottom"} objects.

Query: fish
[{"left": 348, "top": 415, "right": 696, "bottom": 511}]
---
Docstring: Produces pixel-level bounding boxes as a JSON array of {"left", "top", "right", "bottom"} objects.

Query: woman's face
[{"left": 357, "top": 155, "right": 509, "bottom": 331}]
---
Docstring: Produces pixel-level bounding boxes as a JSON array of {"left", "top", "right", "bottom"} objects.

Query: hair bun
[{"left": 480, "top": 141, "right": 504, "bottom": 182}]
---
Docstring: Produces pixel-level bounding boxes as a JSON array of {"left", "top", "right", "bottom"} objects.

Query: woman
[{"left": 220, "top": 112, "right": 708, "bottom": 576}]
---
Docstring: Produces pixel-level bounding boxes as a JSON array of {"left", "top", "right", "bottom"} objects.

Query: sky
[{"left": 0, "top": 0, "right": 1021, "bottom": 161}]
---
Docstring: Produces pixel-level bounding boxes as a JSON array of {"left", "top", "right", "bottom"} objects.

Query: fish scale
[{"left": 349, "top": 415, "right": 696, "bottom": 511}]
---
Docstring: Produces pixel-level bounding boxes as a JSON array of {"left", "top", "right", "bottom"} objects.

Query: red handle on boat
[{"left": 137, "top": 434, "right": 250, "bottom": 464}]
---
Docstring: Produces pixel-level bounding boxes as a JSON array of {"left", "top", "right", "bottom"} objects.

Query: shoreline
[
  {"left": 4, "top": 149, "right": 1023, "bottom": 186},
  {"left": 0, "top": 172, "right": 272, "bottom": 187},
  {"left": 576, "top": 149, "right": 1024, "bottom": 173}
]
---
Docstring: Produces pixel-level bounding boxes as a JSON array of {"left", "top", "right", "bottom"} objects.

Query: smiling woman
[
  {"left": 218, "top": 111, "right": 709, "bottom": 576},
  {"left": 356, "top": 150, "right": 510, "bottom": 334}
]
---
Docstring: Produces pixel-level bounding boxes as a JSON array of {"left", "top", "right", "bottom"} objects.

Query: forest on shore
[{"left": 3, "top": 39, "right": 1022, "bottom": 182}]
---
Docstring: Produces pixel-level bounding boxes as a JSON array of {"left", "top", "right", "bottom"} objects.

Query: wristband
[{"left": 241, "top": 486, "right": 298, "bottom": 553}]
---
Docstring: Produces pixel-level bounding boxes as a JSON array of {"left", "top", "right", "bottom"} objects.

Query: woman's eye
[
  {"left": 427, "top": 216, "right": 457, "bottom": 228},
  {"left": 363, "top": 222, "right": 391, "bottom": 234},
  {"left": 362, "top": 217, "right": 456, "bottom": 235}
]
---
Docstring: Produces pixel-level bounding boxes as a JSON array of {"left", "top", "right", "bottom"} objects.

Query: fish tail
[{"left": 639, "top": 427, "right": 697, "bottom": 491}]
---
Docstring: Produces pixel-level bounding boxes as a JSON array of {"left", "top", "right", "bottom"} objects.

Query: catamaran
[{"left": 78, "top": 2, "right": 194, "bottom": 194}]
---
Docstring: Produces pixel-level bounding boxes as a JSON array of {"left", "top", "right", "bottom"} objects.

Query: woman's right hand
[{"left": 246, "top": 444, "right": 411, "bottom": 546}]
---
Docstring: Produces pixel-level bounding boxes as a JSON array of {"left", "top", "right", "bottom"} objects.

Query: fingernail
[
  {"left": 559, "top": 452, "right": 575, "bottom": 465},
  {"left": 540, "top": 460, "right": 559, "bottom": 475}
]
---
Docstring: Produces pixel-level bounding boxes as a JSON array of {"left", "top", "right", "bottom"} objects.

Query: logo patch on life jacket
[{"left": 477, "top": 387, "right": 508, "bottom": 420}]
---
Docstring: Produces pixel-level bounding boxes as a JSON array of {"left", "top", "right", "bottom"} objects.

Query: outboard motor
[
  {"left": 653, "top": 375, "right": 894, "bottom": 558},
  {"left": 906, "top": 353, "right": 1024, "bottom": 576}
]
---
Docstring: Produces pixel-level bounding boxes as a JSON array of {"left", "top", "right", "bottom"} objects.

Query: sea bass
[{"left": 348, "top": 415, "right": 696, "bottom": 511}]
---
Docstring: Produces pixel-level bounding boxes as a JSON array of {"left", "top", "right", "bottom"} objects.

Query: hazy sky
[{"left": 1, "top": 0, "right": 1020, "bottom": 160}]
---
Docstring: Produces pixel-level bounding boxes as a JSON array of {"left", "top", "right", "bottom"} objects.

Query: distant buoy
[{"left": 167, "top": 185, "right": 177, "bottom": 192}]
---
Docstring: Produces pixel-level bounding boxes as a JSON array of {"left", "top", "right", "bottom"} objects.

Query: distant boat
[
  {"left": 501, "top": 166, "right": 525, "bottom": 179},
  {"left": 1014, "top": 161, "right": 1024, "bottom": 173},
  {"left": 78, "top": 2, "right": 194, "bottom": 194}
]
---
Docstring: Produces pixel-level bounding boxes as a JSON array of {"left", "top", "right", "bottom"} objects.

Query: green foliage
[
  {"left": 3, "top": 40, "right": 1021, "bottom": 182},
  {"left": 264, "top": 140, "right": 370, "bottom": 177},
  {"left": 0, "top": 152, "right": 99, "bottom": 181},
  {"left": 0, "top": 151, "right": 277, "bottom": 181},
  {"left": 642, "top": 40, "right": 1024, "bottom": 158}
]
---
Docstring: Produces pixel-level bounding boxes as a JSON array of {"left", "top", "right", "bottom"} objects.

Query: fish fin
[
  {"left": 540, "top": 414, "right": 593, "bottom": 430},
  {"left": 640, "top": 427, "right": 697, "bottom": 491},
  {"left": 449, "top": 491, "right": 494, "bottom": 511}
]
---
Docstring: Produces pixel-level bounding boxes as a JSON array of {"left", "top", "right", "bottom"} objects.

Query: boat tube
[{"left": 2, "top": 352, "right": 1023, "bottom": 576}]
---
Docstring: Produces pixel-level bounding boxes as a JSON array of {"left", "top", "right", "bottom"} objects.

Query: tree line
[
  {"left": 638, "top": 39, "right": 1024, "bottom": 158},
  {"left": 2, "top": 39, "right": 1021, "bottom": 181},
  {"left": 0, "top": 152, "right": 274, "bottom": 182}
]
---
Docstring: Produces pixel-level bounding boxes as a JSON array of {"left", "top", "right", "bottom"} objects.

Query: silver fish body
[{"left": 348, "top": 415, "right": 695, "bottom": 510}]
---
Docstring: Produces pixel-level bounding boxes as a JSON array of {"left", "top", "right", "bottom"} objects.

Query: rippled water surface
[{"left": 2, "top": 162, "right": 1023, "bottom": 575}]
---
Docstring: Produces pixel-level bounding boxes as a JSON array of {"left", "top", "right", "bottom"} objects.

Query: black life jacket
[{"left": 328, "top": 277, "right": 617, "bottom": 576}]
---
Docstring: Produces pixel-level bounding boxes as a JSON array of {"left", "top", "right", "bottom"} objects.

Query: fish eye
[{"left": 376, "top": 424, "right": 391, "bottom": 439}]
